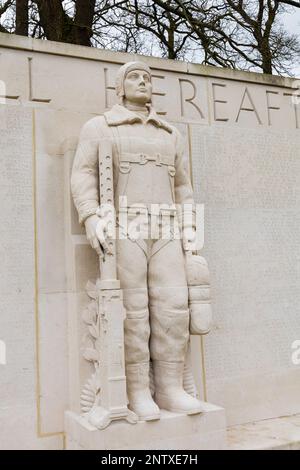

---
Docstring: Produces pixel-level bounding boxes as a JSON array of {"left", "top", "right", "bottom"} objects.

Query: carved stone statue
[{"left": 71, "top": 61, "right": 212, "bottom": 426}]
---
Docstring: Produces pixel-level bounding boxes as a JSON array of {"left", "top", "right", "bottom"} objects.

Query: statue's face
[{"left": 123, "top": 69, "right": 152, "bottom": 105}]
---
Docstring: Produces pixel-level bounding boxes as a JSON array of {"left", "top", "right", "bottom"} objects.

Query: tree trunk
[
  {"left": 260, "top": 39, "right": 273, "bottom": 74},
  {"left": 262, "top": 56, "right": 273, "bottom": 74},
  {"left": 33, "top": 0, "right": 95, "bottom": 46},
  {"left": 15, "top": 0, "right": 28, "bottom": 36},
  {"left": 167, "top": 24, "right": 176, "bottom": 59},
  {"left": 73, "top": 0, "right": 96, "bottom": 46},
  {"left": 33, "top": 0, "right": 71, "bottom": 43}
]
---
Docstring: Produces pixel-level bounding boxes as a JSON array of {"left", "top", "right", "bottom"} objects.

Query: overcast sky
[{"left": 282, "top": 8, "right": 300, "bottom": 77}]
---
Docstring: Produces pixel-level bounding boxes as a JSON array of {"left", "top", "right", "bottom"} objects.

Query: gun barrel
[{"left": 98, "top": 139, "right": 117, "bottom": 281}]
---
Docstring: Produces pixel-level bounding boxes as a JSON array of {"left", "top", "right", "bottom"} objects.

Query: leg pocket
[
  {"left": 124, "top": 309, "right": 150, "bottom": 364},
  {"left": 150, "top": 307, "right": 189, "bottom": 361},
  {"left": 168, "top": 166, "right": 176, "bottom": 202}
]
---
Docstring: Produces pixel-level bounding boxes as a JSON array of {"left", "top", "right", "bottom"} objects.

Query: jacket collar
[{"left": 104, "top": 104, "right": 173, "bottom": 133}]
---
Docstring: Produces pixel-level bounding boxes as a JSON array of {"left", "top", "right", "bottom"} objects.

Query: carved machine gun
[{"left": 82, "top": 139, "right": 137, "bottom": 429}]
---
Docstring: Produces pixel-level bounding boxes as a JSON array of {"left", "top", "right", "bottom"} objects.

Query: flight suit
[{"left": 71, "top": 103, "right": 201, "bottom": 418}]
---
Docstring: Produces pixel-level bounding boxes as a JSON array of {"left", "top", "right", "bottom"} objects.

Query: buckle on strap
[
  {"left": 119, "top": 161, "right": 130, "bottom": 173},
  {"left": 120, "top": 152, "right": 174, "bottom": 166},
  {"left": 139, "top": 153, "right": 148, "bottom": 164},
  {"left": 168, "top": 165, "right": 176, "bottom": 177}
]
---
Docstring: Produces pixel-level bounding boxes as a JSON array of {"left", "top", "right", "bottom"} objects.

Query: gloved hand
[
  {"left": 185, "top": 252, "right": 212, "bottom": 335},
  {"left": 178, "top": 205, "right": 198, "bottom": 252},
  {"left": 182, "top": 226, "right": 197, "bottom": 252},
  {"left": 84, "top": 214, "right": 112, "bottom": 258}
]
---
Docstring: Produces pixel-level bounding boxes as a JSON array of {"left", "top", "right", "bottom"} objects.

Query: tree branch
[
  {"left": 0, "top": 22, "right": 8, "bottom": 32},
  {"left": 0, "top": 0, "right": 13, "bottom": 17},
  {"left": 278, "top": 0, "right": 300, "bottom": 7}
]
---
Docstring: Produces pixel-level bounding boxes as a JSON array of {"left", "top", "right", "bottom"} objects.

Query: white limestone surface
[
  {"left": 227, "top": 413, "right": 300, "bottom": 450},
  {"left": 0, "top": 33, "right": 299, "bottom": 448},
  {"left": 65, "top": 403, "right": 226, "bottom": 450}
]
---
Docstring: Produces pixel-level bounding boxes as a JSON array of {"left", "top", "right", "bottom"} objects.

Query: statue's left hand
[{"left": 182, "top": 226, "right": 197, "bottom": 252}]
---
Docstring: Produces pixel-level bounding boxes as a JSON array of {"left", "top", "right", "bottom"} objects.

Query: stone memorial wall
[{"left": 0, "top": 33, "right": 299, "bottom": 449}]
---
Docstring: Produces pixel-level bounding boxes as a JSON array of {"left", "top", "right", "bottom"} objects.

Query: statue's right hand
[{"left": 84, "top": 214, "right": 104, "bottom": 258}]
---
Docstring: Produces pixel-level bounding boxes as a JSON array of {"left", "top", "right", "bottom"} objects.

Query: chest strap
[{"left": 120, "top": 152, "right": 174, "bottom": 166}]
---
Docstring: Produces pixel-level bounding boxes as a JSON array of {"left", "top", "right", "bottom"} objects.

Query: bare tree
[
  {"left": 152, "top": 0, "right": 300, "bottom": 74},
  {"left": 15, "top": 0, "right": 28, "bottom": 35},
  {"left": 0, "top": 0, "right": 14, "bottom": 33},
  {"left": 278, "top": 0, "right": 300, "bottom": 7},
  {"left": 115, "top": 0, "right": 193, "bottom": 60},
  {"left": 0, "top": 0, "right": 299, "bottom": 75},
  {"left": 0, "top": 0, "right": 114, "bottom": 46},
  {"left": 30, "top": 0, "right": 97, "bottom": 45},
  {"left": 92, "top": 5, "right": 149, "bottom": 54}
]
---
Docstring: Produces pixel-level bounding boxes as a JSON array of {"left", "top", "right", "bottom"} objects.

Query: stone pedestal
[{"left": 65, "top": 402, "right": 226, "bottom": 450}]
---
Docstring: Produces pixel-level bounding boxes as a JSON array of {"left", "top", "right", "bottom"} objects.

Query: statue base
[{"left": 65, "top": 402, "right": 226, "bottom": 450}]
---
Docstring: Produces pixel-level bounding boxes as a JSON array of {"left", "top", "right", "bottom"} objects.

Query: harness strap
[{"left": 120, "top": 152, "right": 174, "bottom": 167}]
